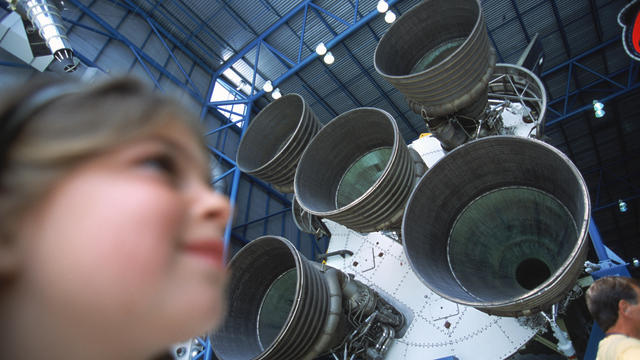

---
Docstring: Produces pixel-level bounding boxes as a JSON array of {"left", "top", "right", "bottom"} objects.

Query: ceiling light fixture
[
  {"left": 619, "top": 199, "right": 628, "bottom": 213},
  {"left": 315, "top": 42, "right": 327, "bottom": 56},
  {"left": 384, "top": 10, "right": 397, "bottom": 23},
  {"left": 323, "top": 51, "right": 335, "bottom": 65},
  {"left": 377, "top": 0, "right": 389, "bottom": 13},
  {"left": 593, "top": 100, "right": 605, "bottom": 118},
  {"left": 272, "top": 88, "right": 282, "bottom": 99},
  {"left": 263, "top": 80, "right": 273, "bottom": 93}
]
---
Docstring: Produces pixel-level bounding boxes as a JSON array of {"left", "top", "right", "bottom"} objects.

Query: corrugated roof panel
[
  {"left": 598, "top": 0, "right": 627, "bottom": 39},
  {"left": 369, "top": 67, "right": 396, "bottom": 93},
  {"left": 565, "top": 16, "right": 598, "bottom": 57},
  {"left": 142, "top": 33, "right": 170, "bottom": 66},
  {"left": 521, "top": 2, "right": 556, "bottom": 38},
  {"left": 301, "top": 11, "right": 336, "bottom": 51},
  {"left": 299, "top": 61, "right": 335, "bottom": 96},
  {"left": 324, "top": 90, "right": 359, "bottom": 114},
  {"left": 492, "top": 19, "right": 527, "bottom": 62},
  {"left": 326, "top": 45, "right": 361, "bottom": 82},
  {"left": 265, "top": 23, "right": 308, "bottom": 67},
  {"left": 97, "top": 40, "right": 136, "bottom": 72},
  {"left": 166, "top": 49, "right": 193, "bottom": 84},
  {"left": 145, "top": 4, "right": 225, "bottom": 65},
  {"left": 309, "top": 101, "right": 338, "bottom": 123},
  {"left": 344, "top": 27, "right": 377, "bottom": 69},
  {"left": 540, "top": 32, "right": 569, "bottom": 69},
  {"left": 208, "top": 6, "right": 257, "bottom": 51},
  {"left": 307, "top": 1, "right": 350, "bottom": 35},
  {"left": 254, "top": 43, "right": 290, "bottom": 83},
  {"left": 190, "top": 65, "right": 212, "bottom": 97},
  {"left": 66, "top": 16, "right": 105, "bottom": 60},
  {"left": 556, "top": 0, "right": 590, "bottom": 24},
  {"left": 89, "top": 1, "right": 127, "bottom": 29},
  {"left": 181, "top": 0, "right": 223, "bottom": 21},
  {"left": 573, "top": 53, "right": 608, "bottom": 89},
  {"left": 346, "top": 76, "right": 379, "bottom": 105},
  {"left": 511, "top": 0, "right": 546, "bottom": 13},
  {"left": 118, "top": 13, "right": 151, "bottom": 48},
  {"left": 367, "top": 14, "right": 393, "bottom": 39},
  {"left": 193, "top": 31, "right": 227, "bottom": 63},
  {"left": 595, "top": 128, "right": 624, "bottom": 165},
  {"left": 543, "top": 70, "right": 570, "bottom": 101},
  {"left": 269, "top": 0, "right": 305, "bottom": 17},
  {"left": 315, "top": 0, "right": 354, "bottom": 18},
  {"left": 604, "top": 46, "right": 630, "bottom": 75},
  {"left": 485, "top": 0, "right": 517, "bottom": 32},
  {"left": 228, "top": 1, "right": 278, "bottom": 34},
  {"left": 161, "top": 1, "right": 199, "bottom": 35}
]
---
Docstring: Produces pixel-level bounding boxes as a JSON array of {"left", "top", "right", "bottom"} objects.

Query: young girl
[{"left": 0, "top": 76, "right": 231, "bottom": 359}]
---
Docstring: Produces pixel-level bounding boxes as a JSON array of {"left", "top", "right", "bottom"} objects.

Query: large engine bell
[
  {"left": 211, "top": 236, "right": 405, "bottom": 360},
  {"left": 402, "top": 136, "right": 590, "bottom": 317},
  {"left": 236, "top": 93, "right": 321, "bottom": 193},
  {"left": 294, "top": 107, "right": 426, "bottom": 234},
  {"left": 374, "top": 0, "right": 496, "bottom": 120}
]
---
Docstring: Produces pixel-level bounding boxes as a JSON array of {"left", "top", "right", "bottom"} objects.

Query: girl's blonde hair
[{"left": 0, "top": 75, "right": 206, "bottom": 238}]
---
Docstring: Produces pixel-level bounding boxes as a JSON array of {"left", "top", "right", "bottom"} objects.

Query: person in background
[
  {"left": 586, "top": 276, "right": 640, "bottom": 360},
  {"left": 0, "top": 75, "right": 231, "bottom": 359}
]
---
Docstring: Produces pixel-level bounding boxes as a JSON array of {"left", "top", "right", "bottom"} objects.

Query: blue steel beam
[
  {"left": 222, "top": 100, "right": 253, "bottom": 262},
  {"left": 146, "top": 18, "right": 202, "bottom": 98},
  {"left": 233, "top": 1, "right": 340, "bottom": 118},
  {"left": 541, "top": 38, "right": 640, "bottom": 126},
  {"left": 210, "top": 0, "right": 402, "bottom": 103},
  {"left": 126, "top": 0, "right": 227, "bottom": 64},
  {"left": 0, "top": 60, "right": 32, "bottom": 68},
  {"left": 308, "top": 3, "right": 421, "bottom": 137},
  {"left": 115, "top": 0, "right": 217, "bottom": 74},
  {"left": 589, "top": 219, "right": 610, "bottom": 262},
  {"left": 208, "top": 146, "right": 291, "bottom": 206},
  {"left": 508, "top": 0, "right": 531, "bottom": 43},
  {"left": 546, "top": 72, "right": 640, "bottom": 127},
  {"left": 68, "top": 0, "right": 205, "bottom": 102},
  {"left": 549, "top": 0, "right": 573, "bottom": 59}
]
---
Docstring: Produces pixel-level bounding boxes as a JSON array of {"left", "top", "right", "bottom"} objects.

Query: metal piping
[{"left": 11, "top": 0, "right": 77, "bottom": 71}]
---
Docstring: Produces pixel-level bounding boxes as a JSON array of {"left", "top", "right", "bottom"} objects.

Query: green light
[{"left": 593, "top": 100, "right": 605, "bottom": 117}]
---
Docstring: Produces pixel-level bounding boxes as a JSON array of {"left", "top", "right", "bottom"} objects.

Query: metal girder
[
  {"left": 307, "top": 3, "right": 421, "bottom": 137},
  {"left": 541, "top": 37, "right": 640, "bottom": 127},
  {"left": 129, "top": 0, "right": 228, "bottom": 64},
  {"left": 209, "top": 0, "right": 402, "bottom": 102},
  {"left": 68, "top": 0, "right": 206, "bottom": 101}
]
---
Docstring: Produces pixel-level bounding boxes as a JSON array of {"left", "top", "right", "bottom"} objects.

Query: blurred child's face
[{"left": 15, "top": 120, "right": 231, "bottom": 353}]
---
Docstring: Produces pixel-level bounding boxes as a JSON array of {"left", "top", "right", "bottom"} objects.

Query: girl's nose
[{"left": 193, "top": 185, "right": 232, "bottom": 227}]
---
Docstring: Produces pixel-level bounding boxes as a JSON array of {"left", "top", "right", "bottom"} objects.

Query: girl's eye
[{"left": 141, "top": 154, "right": 178, "bottom": 179}]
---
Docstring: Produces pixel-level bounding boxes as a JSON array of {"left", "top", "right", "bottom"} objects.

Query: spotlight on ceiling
[
  {"left": 377, "top": 0, "right": 389, "bottom": 13},
  {"left": 593, "top": 100, "right": 605, "bottom": 118},
  {"left": 384, "top": 10, "right": 397, "bottom": 23},
  {"left": 323, "top": 51, "right": 335, "bottom": 65},
  {"left": 315, "top": 42, "right": 327, "bottom": 56},
  {"left": 263, "top": 80, "right": 273, "bottom": 93},
  {"left": 272, "top": 88, "right": 282, "bottom": 99},
  {"left": 619, "top": 199, "right": 628, "bottom": 213}
]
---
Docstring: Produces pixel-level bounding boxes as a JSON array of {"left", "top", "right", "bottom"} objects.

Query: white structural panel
[{"left": 323, "top": 220, "right": 538, "bottom": 360}]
